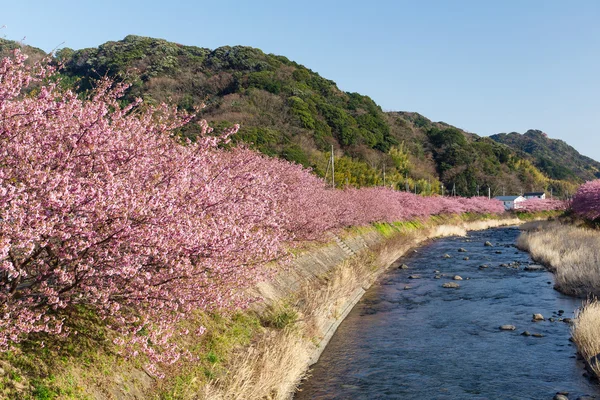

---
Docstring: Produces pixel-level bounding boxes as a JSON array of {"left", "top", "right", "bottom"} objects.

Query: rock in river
[
  {"left": 408, "top": 275, "right": 421, "bottom": 279},
  {"left": 398, "top": 264, "right": 410, "bottom": 270},
  {"left": 499, "top": 325, "right": 516, "bottom": 331},
  {"left": 442, "top": 282, "right": 460, "bottom": 288},
  {"left": 524, "top": 264, "right": 544, "bottom": 271},
  {"left": 484, "top": 241, "right": 493, "bottom": 247},
  {"left": 453, "top": 275, "right": 463, "bottom": 281},
  {"left": 458, "top": 248, "right": 467, "bottom": 252},
  {"left": 532, "top": 313, "right": 545, "bottom": 321}
]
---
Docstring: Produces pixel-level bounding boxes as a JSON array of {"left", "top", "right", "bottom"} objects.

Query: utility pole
[
  {"left": 477, "top": 184, "right": 480, "bottom": 197},
  {"left": 550, "top": 187, "right": 553, "bottom": 199},
  {"left": 383, "top": 164, "right": 386, "bottom": 187},
  {"left": 452, "top": 183, "right": 456, "bottom": 197},
  {"left": 488, "top": 187, "right": 491, "bottom": 199},
  {"left": 441, "top": 183, "right": 444, "bottom": 196},
  {"left": 331, "top": 145, "right": 335, "bottom": 189}
]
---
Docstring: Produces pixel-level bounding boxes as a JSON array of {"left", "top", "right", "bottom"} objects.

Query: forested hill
[
  {"left": 490, "top": 130, "right": 600, "bottom": 182},
  {"left": 1, "top": 35, "right": 595, "bottom": 197}
]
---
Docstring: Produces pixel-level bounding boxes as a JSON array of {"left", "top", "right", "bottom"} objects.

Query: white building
[
  {"left": 494, "top": 195, "right": 526, "bottom": 210},
  {"left": 523, "top": 192, "right": 546, "bottom": 200}
]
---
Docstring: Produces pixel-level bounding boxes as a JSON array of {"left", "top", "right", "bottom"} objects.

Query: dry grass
[
  {"left": 573, "top": 300, "right": 600, "bottom": 377},
  {"left": 517, "top": 222, "right": 600, "bottom": 296},
  {"left": 198, "top": 329, "right": 309, "bottom": 400}
]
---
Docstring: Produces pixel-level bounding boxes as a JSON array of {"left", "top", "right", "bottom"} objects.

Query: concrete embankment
[{"left": 202, "top": 216, "right": 526, "bottom": 399}]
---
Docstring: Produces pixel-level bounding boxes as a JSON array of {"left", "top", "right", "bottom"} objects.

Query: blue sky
[{"left": 4, "top": 0, "right": 600, "bottom": 162}]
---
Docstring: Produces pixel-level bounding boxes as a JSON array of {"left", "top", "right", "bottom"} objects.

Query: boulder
[
  {"left": 484, "top": 241, "right": 493, "bottom": 247},
  {"left": 453, "top": 275, "right": 463, "bottom": 281},
  {"left": 458, "top": 248, "right": 467, "bottom": 252}
]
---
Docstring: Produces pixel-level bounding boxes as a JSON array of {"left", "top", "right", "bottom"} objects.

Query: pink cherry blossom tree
[
  {"left": 0, "top": 50, "right": 506, "bottom": 373},
  {"left": 572, "top": 180, "right": 600, "bottom": 220}
]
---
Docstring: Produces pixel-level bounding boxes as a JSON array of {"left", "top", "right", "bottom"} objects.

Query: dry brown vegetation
[
  {"left": 572, "top": 301, "right": 600, "bottom": 378},
  {"left": 517, "top": 221, "right": 600, "bottom": 296}
]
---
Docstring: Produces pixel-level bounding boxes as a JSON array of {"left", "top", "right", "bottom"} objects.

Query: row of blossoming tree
[
  {"left": 0, "top": 51, "right": 514, "bottom": 372},
  {"left": 518, "top": 198, "right": 570, "bottom": 213}
]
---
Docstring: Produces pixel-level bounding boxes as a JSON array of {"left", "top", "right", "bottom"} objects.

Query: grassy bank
[
  {"left": 517, "top": 221, "right": 600, "bottom": 297},
  {"left": 1, "top": 213, "right": 528, "bottom": 399},
  {"left": 517, "top": 221, "right": 600, "bottom": 379}
]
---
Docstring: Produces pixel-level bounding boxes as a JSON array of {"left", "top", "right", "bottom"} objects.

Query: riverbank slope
[{"left": 0, "top": 214, "right": 531, "bottom": 399}]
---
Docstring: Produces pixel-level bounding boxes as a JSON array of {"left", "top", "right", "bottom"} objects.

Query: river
[{"left": 295, "top": 227, "right": 599, "bottom": 400}]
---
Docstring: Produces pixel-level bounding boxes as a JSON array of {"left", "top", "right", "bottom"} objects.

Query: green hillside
[
  {"left": 490, "top": 129, "right": 600, "bottom": 182},
  {"left": 2, "top": 35, "right": 592, "bottom": 198}
]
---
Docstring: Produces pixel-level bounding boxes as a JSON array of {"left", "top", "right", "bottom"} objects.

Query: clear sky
[{"left": 4, "top": 0, "right": 600, "bottom": 161}]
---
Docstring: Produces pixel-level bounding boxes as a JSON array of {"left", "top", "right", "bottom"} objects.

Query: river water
[{"left": 295, "top": 227, "right": 599, "bottom": 400}]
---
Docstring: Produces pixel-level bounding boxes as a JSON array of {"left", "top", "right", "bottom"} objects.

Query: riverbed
[{"left": 295, "top": 227, "right": 599, "bottom": 399}]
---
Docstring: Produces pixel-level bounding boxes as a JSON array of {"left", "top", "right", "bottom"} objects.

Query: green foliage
[
  {"left": 260, "top": 304, "right": 298, "bottom": 329},
  {"left": 32, "top": 381, "right": 58, "bottom": 400}
]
